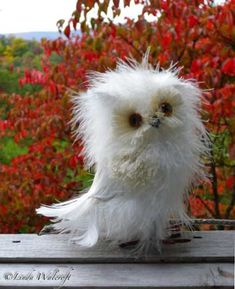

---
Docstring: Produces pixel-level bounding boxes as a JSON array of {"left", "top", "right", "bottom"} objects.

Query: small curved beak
[{"left": 149, "top": 116, "right": 161, "bottom": 128}]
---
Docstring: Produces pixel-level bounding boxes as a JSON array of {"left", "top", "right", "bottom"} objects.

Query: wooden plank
[
  {"left": 0, "top": 231, "right": 234, "bottom": 263},
  {"left": 0, "top": 263, "right": 233, "bottom": 288}
]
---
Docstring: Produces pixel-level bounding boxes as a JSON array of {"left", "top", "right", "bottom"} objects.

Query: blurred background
[{"left": 0, "top": 0, "right": 234, "bottom": 233}]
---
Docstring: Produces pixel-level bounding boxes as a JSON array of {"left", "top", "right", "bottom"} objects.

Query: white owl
[{"left": 37, "top": 56, "right": 209, "bottom": 251}]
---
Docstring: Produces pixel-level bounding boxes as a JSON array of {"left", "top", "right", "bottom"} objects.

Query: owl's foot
[
  {"left": 119, "top": 240, "right": 139, "bottom": 248},
  {"left": 168, "top": 222, "right": 181, "bottom": 238}
]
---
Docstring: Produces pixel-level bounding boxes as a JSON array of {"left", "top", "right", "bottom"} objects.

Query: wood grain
[
  {"left": 0, "top": 231, "right": 234, "bottom": 264},
  {"left": 0, "top": 231, "right": 234, "bottom": 288},
  {"left": 0, "top": 263, "right": 233, "bottom": 288}
]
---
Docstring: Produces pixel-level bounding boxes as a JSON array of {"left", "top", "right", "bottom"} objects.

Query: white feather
[{"left": 37, "top": 57, "right": 210, "bottom": 251}]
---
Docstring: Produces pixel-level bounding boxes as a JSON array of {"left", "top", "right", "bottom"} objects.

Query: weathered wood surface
[
  {"left": 0, "top": 231, "right": 234, "bottom": 263},
  {"left": 0, "top": 263, "right": 233, "bottom": 288},
  {"left": 0, "top": 231, "right": 234, "bottom": 288}
]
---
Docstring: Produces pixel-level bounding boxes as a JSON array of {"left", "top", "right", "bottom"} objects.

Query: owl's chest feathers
[
  {"left": 109, "top": 142, "right": 192, "bottom": 189},
  {"left": 110, "top": 148, "right": 160, "bottom": 187}
]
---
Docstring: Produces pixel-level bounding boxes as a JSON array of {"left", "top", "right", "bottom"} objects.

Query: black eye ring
[
  {"left": 129, "top": 113, "right": 143, "bottom": 128},
  {"left": 159, "top": 102, "right": 173, "bottom": 116}
]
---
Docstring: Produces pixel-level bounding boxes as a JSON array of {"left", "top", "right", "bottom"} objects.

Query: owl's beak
[{"left": 149, "top": 116, "right": 161, "bottom": 128}]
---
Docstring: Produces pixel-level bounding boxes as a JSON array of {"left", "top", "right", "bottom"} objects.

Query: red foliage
[
  {"left": 222, "top": 58, "right": 235, "bottom": 76},
  {"left": 0, "top": 0, "right": 234, "bottom": 232}
]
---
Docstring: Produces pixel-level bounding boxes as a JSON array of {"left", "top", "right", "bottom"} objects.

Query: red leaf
[
  {"left": 124, "top": 0, "right": 131, "bottom": 6},
  {"left": 222, "top": 58, "right": 235, "bottom": 76},
  {"left": 113, "top": 0, "right": 119, "bottom": 8},
  {"left": 69, "top": 155, "right": 79, "bottom": 169},
  {"left": 226, "top": 176, "right": 235, "bottom": 189},
  {"left": 160, "top": 0, "right": 168, "bottom": 10},
  {"left": 188, "top": 15, "right": 198, "bottom": 27},
  {"left": 64, "top": 25, "right": 71, "bottom": 38},
  {"left": 161, "top": 33, "right": 172, "bottom": 49},
  {"left": 76, "top": 1, "right": 81, "bottom": 11}
]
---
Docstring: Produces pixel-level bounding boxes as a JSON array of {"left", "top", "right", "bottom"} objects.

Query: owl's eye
[
  {"left": 129, "top": 113, "right": 143, "bottom": 128},
  {"left": 159, "top": 102, "right": 173, "bottom": 116}
]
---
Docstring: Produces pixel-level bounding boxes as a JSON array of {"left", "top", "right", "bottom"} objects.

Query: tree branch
[{"left": 195, "top": 195, "right": 215, "bottom": 217}]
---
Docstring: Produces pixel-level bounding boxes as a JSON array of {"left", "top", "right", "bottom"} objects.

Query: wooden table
[{"left": 0, "top": 231, "right": 234, "bottom": 288}]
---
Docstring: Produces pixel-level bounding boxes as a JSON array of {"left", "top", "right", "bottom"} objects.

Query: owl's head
[{"left": 72, "top": 58, "right": 208, "bottom": 182}]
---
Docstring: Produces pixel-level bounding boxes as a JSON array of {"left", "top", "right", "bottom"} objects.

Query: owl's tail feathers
[{"left": 36, "top": 194, "right": 99, "bottom": 247}]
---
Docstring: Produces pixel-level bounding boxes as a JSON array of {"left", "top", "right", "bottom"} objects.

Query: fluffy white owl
[{"left": 37, "top": 57, "right": 209, "bottom": 250}]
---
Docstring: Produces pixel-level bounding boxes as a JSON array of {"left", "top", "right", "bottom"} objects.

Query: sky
[
  {"left": 0, "top": 0, "right": 225, "bottom": 34},
  {"left": 0, "top": 0, "right": 77, "bottom": 34},
  {"left": 0, "top": 0, "right": 144, "bottom": 34}
]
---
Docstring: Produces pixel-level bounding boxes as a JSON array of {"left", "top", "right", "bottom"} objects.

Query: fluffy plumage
[{"left": 37, "top": 57, "right": 209, "bottom": 251}]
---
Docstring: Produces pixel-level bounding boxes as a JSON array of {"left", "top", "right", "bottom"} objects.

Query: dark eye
[
  {"left": 129, "top": 113, "right": 143, "bottom": 128},
  {"left": 159, "top": 102, "right": 173, "bottom": 116}
]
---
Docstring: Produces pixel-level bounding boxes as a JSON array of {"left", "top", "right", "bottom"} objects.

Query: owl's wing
[
  {"left": 87, "top": 169, "right": 122, "bottom": 201},
  {"left": 36, "top": 169, "right": 122, "bottom": 247}
]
